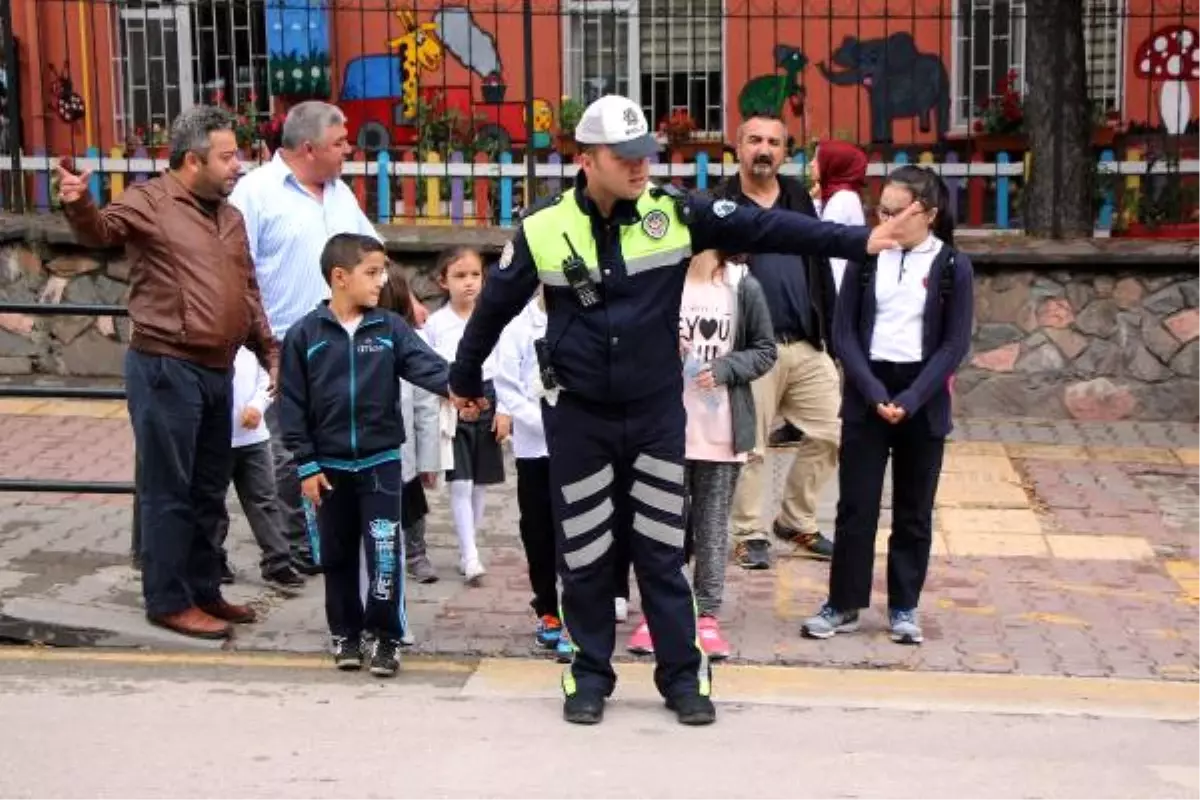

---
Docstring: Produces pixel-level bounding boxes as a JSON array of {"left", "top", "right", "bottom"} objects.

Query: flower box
[{"left": 1114, "top": 221, "right": 1200, "bottom": 239}]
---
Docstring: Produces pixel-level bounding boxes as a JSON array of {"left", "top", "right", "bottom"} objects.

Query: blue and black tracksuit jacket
[{"left": 280, "top": 303, "right": 450, "bottom": 479}]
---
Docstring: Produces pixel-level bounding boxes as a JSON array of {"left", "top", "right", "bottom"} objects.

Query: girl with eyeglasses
[{"left": 801, "top": 165, "right": 974, "bottom": 646}]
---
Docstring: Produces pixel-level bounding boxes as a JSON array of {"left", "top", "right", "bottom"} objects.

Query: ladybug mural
[{"left": 46, "top": 64, "right": 85, "bottom": 124}]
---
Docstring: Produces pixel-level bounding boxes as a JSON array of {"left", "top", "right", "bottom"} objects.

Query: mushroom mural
[{"left": 1134, "top": 25, "right": 1199, "bottom": 135}]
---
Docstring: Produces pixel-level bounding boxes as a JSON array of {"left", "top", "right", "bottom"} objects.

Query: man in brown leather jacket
[{"left": 56, "top": 106, "right": 278, "bottom": 640}]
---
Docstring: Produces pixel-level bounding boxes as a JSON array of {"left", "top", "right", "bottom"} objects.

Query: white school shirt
[
  {"left": 230, "top": 153, "right": 382, "bottom": 340},
  {"left": 424, "top": 304, "right": 507, "bottom": 413},
  {"left": 494, "top": 300, "right": 549, "bottom": 459},
  {"left": 820, "top": 189, "right": 866, "bottom": 293},
  {"left": 231, "top": 347, "right": 271, "bottom": 449},
  {"left": 869, "top": 234, "right": 943, "bottom": 364}
]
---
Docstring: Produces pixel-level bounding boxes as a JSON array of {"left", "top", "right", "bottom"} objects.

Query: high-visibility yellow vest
[{"left": 521, "top": 189, "right": 693, "bottom": 286}]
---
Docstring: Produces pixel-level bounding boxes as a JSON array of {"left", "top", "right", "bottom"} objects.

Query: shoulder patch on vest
[
  {"left": 498, "top": 240, "right": 515, "bottom": 270},
  {"left": 641, "top": 209, "right": 669, "bottom": 240},
  {"left": 518, "top": 193, "right": 563, "bottom": 221}
]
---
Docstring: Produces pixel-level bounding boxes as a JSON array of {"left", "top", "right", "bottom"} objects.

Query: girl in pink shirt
[{"left": 626, "top": 249, "right": 777, "bottom": 659}]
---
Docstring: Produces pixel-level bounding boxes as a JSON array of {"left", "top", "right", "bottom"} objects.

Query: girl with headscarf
[{"left": 812, "top": 140, "right": 868, "bottom": 292}]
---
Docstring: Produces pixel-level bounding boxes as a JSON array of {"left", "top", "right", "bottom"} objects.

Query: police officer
[{"left": 449, "top": 95, "right": 913, "bottom": 726}]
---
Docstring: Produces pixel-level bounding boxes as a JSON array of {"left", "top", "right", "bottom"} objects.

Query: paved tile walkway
[{"left": 0, "top": 400, "right": 1196, "bottom": 683}]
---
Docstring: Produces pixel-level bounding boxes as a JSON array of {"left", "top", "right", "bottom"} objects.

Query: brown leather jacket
[{"left": 63, "top": 173, "right": 277, "bottom": 373}]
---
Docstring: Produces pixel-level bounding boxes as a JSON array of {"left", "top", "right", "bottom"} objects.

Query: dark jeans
[
  {"left": 265, "top": 402, "right": 312, "bottom": 562},
  {"left": 130, "top": 449, "right": 143, "bottom": 559},
  {"left": 126, "top": 350, "right": 232, "bottom": 616},
  {"left": 516, "top": 457, "right": 558, "bottom": 618},
  {"left": 318, "top": 460, "right": 406, "bottom": 640},
  {"left": 829, "top": 361, "right": 947, "bottom": 613},
  {"left": 214, "top": 441, "right": 293, "bottom": 573}
]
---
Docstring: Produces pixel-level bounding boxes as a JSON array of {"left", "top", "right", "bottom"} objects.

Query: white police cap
[{"left": 573, "top": 95, "right": 658, "bottom": 160}]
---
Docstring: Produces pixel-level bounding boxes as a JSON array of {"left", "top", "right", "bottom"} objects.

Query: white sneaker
[
  {"left": 462, "top": 558, "right": 486, "bottom": 586},
  {"left": 614, "top": 597, "right": 628, "bottom": 623}
]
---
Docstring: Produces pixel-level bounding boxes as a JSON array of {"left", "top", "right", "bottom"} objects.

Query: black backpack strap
[
  {"left": 937, "top": 246, "right": 956, "bottom": 301},
  {"left": 858, "top": 255, "right": 878, "bottom": 291}
]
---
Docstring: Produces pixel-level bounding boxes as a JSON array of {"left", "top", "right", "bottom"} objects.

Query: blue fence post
[
  {"left": 546, "top": 151, "right": 562, "bottom": 196},
  {"left": 792, "top": 151, "right": 807, "bottom": 191},
  {"left": 944, "top": 151, "right": 962, "bottom": 222},
  {"left": 695, "top": 151, "right": 709, "bottom": 191},
  {"left": 33, "top": 148, "right": 50, "bottom": 212},
  {"left": 1097, "top": 149, "right": 1116, "bottom": 231},
  {"left": 995, "top": 151, "right": 1011, "bottom": 230},
  {"left": 86, "top": 146, "right": 102, "bottom": 204},
  {"left": 894, "top": 151, "right": 909, "bottom": 166},
  {"left": 449, "top": 151, "right": 465, "bottom": 225},
  {"left": 499, "top": 151, "right": 514, "bottom": 227},
  {"left": 132, "top": 146, "right": 150, "bottom": 185},
  {"left": 376, "top": 150, "right": 391, "bottom": 224}
]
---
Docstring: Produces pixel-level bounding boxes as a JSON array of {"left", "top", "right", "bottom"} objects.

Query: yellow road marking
[
  {"left": 463, "top": 659, "right": 1199, "bottom": 720},
  {"left": 1165, "top": 560, "right": 1199, "bottom": 605}
]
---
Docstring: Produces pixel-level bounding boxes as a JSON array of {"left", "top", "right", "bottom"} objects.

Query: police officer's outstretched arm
[
  {"left": 683, "top": 192, "right": 915, "bottom": 263},
  {"left": 449, "top": 230, "right": 540, "bottom": 409}
]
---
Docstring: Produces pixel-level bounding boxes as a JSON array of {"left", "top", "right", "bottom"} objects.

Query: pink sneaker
[
  {"left": 626, "top": 620, "right": 654, "bottom": 655},
  {"left": 697, "top": 616, "right": 731, "bottom": 660}
]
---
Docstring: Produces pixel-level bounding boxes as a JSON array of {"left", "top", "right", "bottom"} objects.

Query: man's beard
[{"left": 749, "top": 159, "right": 776, "bottom": 178}]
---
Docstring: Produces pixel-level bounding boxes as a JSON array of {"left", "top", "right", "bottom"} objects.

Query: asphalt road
[{"left": 0, "top": 648, "right": 1196, "bottom": 798}]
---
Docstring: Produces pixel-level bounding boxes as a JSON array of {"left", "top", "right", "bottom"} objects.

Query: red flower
[{"left": 973, "top": 119, "right": 985, "bottom": 133}]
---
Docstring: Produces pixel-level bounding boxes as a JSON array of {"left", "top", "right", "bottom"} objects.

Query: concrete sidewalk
[{"left": 0, "top": 399, "right": 1196, "bottom": 683}]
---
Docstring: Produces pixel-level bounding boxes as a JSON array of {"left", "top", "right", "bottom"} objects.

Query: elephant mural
[{"left": 818, "top": 33, "right": 950, "bottom": 144}]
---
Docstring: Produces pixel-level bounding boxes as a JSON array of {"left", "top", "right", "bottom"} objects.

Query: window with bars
[
  {"left": 953, "top": 0, "right": 1125, "bottom": 128},
  {"left": 112, "top": 0, "right": 268, "bottom": 144},
  {"left": 563, "top": 0, "right": 723, "bottom": 135}
]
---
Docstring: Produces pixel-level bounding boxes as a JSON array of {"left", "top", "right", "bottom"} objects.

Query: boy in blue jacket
[{"left": 279, "top": 233, "right": 453, "bottom": 677}]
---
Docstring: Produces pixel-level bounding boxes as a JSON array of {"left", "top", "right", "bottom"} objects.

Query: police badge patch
[
  {"left": 712, "top": 199, "right": 737, "bottom": 218},
  {"left": 498, "top": 240, "right": 515, "bottom": 270},
  {"left": 642, "top": 209, "right": 669, "bottom": 239}
]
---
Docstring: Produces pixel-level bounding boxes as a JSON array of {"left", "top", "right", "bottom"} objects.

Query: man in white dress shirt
[{"left": 230, "top": 101, "right": 382, "bottom": 573}]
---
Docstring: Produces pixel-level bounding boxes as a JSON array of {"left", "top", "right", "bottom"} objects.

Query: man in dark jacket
[
  {"left": 716, "top": 114, "right": 842, "bottom": 570},
  {"left": 57, "top": 106, "right": 278, "bottom": 640}
]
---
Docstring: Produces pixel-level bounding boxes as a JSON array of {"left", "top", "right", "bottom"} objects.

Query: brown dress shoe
[
  {"left": 199, "top": 599, "right": 258, "bottom": 624},
  {"left": 147, "top": 607, "right": 231, "bottom": 639}
]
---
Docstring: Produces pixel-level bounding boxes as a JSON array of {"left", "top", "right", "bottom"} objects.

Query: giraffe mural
[{"left": 388, "top": 10, "right": 443, "bottom": 121}]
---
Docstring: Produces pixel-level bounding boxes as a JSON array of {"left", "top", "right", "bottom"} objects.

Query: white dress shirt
[
  {"left": 494, "top": 299, "right": 549, "bottom": 459},
  {"left": 231, "top": 347, "right": 271, "bottom": 449},
  {"left": 230, "top": 154, "right": 381, "bottom": 340},
  {"left": 869, "top": 234, "right": 944, "bottom": 363},
  {"left": 424, "top": 304, "right": 503, "bottom": 387},
  {"left": 820, "top": 189, "right": 866, "bottom": 293}
]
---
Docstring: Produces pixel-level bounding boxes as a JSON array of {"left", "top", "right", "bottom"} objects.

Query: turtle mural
[{"left": 738, "top": 45, "right": 808, "bottom": 119}]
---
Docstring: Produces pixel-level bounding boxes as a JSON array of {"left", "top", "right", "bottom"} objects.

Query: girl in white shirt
[
  {"left": 812, "top": 139, "right": 868, "bottom": 293},
  {"left": 494, "top": 289, "right": 572, "bottom": 662},
  {"left": 802, "top": 166, "right": 974, "bottom": 648},
  {"left": 423, "top": 247, "right": 511, "bottom": 585}
]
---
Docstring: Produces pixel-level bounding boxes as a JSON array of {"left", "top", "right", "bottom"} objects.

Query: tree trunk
[{"left": 1022, "top": 0, "right": 1094, "bottom": 238}]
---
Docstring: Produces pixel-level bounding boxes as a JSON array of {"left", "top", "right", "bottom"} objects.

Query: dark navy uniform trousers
[{"left": 544, "top": 386, "right": 708, "bottom": 701}]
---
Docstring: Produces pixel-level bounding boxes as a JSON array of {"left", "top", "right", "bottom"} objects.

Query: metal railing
[{"left": 0, "top": 301, "right": 133, "bottom": 494}]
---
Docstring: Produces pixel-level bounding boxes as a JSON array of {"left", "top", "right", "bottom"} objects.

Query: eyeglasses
[{"left": 877, "top": 204, "right": 932, "bottom": 221}]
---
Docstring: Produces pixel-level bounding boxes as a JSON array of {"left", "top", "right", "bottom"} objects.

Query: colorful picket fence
[{"left": 3, "top": 145, "right": 1197, "bottom": 232}]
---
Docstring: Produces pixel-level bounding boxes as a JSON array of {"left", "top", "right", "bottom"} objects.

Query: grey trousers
[
  {"left": 215, "top": 441, "right": 293, "bottom": 573},
  {"left": 265, "top": 403, "right": 312, "bottom": 562},
  {"left": 685, "top": 460, "right": 742, "bottom": 617}
]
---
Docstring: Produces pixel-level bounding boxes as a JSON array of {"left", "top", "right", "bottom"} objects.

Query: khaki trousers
[{"left": 731, "top": 340, "right": 841, "bottom": 542}]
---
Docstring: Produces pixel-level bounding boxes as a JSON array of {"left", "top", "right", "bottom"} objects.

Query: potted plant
[
  {"left": 658, "top": 108, "right": 723, "bottom": 159},
  {"left": 1113, "top": 156, "right": 1200, "bottom": 239},
  {"left": 556, "top": 95, "right": 585, "bottom": 156},
  {"left": 971, "top": 70, "right": 1025, "bottom": 153},
  {"left": 125, "top": 122, "right": 170, "bottom": 160},
  {"left": 481, "top": 72, "right": 507, "bottom": 104}
]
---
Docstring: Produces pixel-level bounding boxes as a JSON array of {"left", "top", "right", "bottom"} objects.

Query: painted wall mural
[
  {"left": 738, "top": 45, "right": 808, "bottom": 120},
  {"left": 817, "top": 32, "right": 950, "bottom": 143},
  {"left": 339, "top": 4, "right": 549, "bottom": 152},
  {"left": 266, "top": 0, "right": 333, "bottom": 98},
  {"left": 46, "top": 64, "right": 84, "bottom": 125},
  {"left": 1132, "top": 25, "right": 1199, "bottom": 135}
]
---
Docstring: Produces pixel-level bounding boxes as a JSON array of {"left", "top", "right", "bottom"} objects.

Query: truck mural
[{"left": 339, "top": 6, "right": 548, "bottom": 152}]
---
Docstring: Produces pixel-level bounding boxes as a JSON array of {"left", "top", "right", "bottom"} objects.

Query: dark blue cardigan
[{"left": 832, "top": 246, "right": 975, "bottom": 437}]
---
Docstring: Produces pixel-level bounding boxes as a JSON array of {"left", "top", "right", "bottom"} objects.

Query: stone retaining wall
[{"left": 0, "top": 215, "right": 1195, "bottom": 421}]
